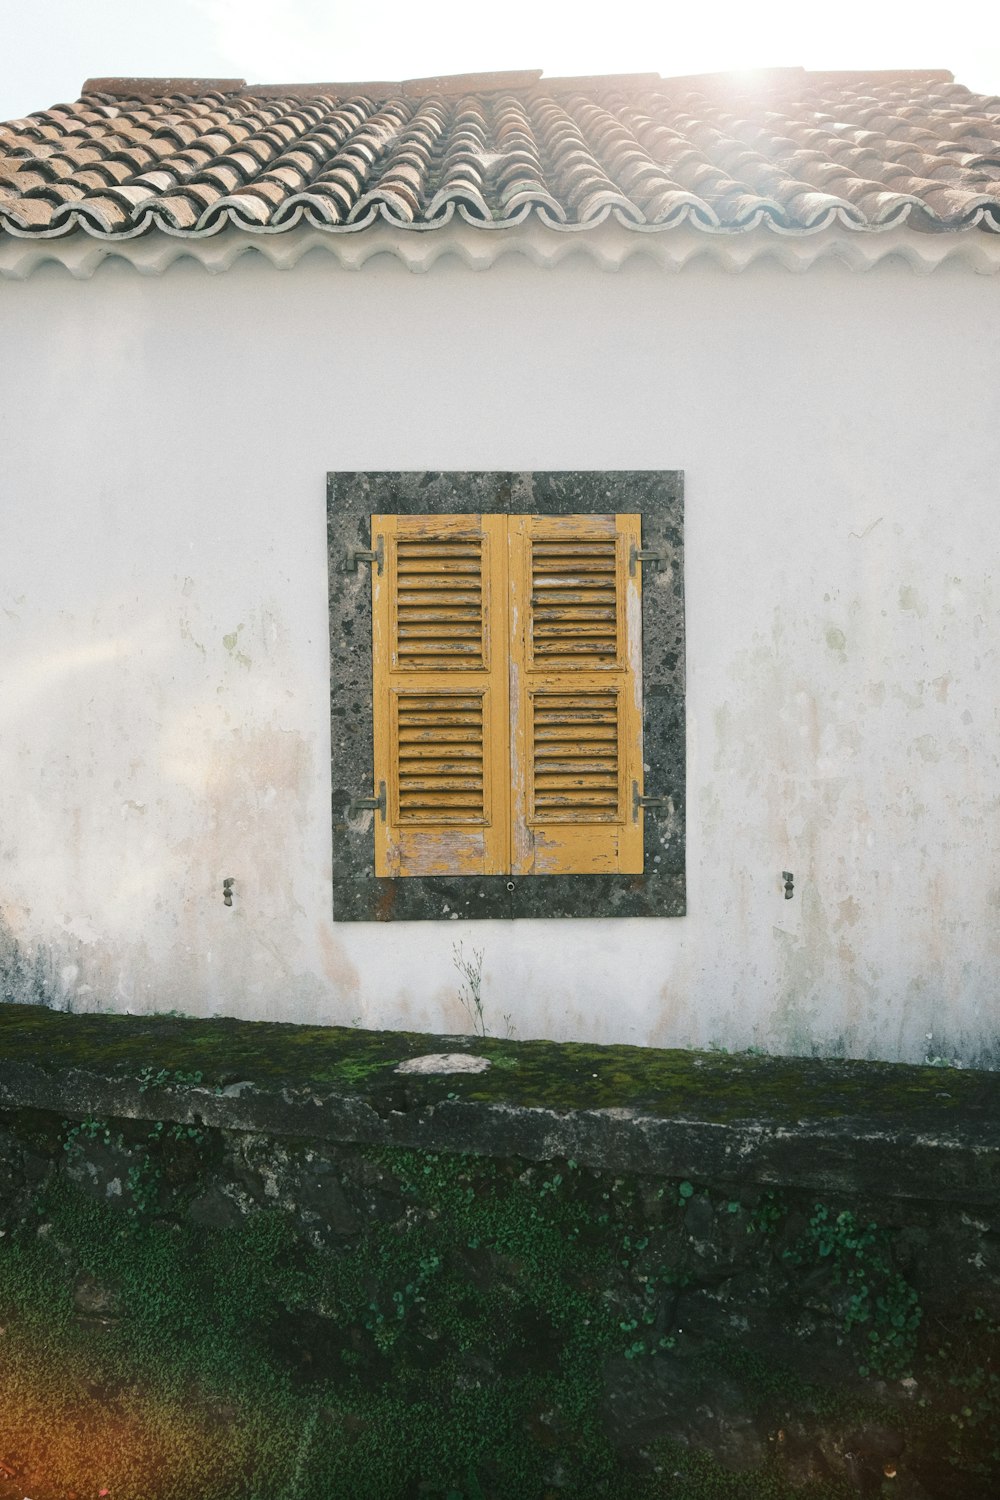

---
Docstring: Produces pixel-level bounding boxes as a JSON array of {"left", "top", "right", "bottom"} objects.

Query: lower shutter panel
[
  {"left": 395, "top": 692, "right": 486, "bottom": 824},
  {"left": 531, "top": 691, "right": 620, "bottom": 819},
  {"left": 510, "top": 513, "right": 643, "bottom": 875},
  {"left": 372, "top": 514, "right": 510, "bottom": 877}
]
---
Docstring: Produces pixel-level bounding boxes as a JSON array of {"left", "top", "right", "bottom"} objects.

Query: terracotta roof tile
[{"left": 2, "top": 68, "right": 999, "bottom": 240}]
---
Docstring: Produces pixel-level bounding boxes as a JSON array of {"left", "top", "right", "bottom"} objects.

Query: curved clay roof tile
[{"left": 3, "top": 69, "right": 999, "bottom": 241}]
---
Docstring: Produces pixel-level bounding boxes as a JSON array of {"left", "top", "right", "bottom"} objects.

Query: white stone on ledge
[{"left": 395, "top": 1053, "right": 492, "bottom": 1075}]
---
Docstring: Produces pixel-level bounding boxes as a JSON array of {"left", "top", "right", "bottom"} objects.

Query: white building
[{"left": 1, "top": 67, "right": 999, "bottom": 1063}]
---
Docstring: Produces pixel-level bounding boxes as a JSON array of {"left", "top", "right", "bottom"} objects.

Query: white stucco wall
[{"left": 1, "top": 240, "right": 999, "bottom": 1063}]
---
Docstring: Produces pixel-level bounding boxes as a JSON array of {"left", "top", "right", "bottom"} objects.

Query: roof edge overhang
[
  {"left": 77, "top": 67, "right": 956, "bottom": 103},
  {"left": 3, "top": 217, "right": 1000, "bottom": 280}
]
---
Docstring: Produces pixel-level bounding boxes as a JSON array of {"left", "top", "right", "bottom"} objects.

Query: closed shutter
[
  {"left": 508, "top": 513, "right": 643, "bottom": 875},
  {"left": 371, "top": 513, "right": 510, "bottom": 876},
  {"left": 370, "top": 511, "right": 643, "bottom": 878}
]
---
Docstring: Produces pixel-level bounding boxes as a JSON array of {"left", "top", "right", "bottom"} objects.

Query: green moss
[
  {"left": 0, "top": 1119, "right": 996, "bottom": 1500},
  {"left": 1, "top": 1004, "right": 994, "bottom": 1128}
]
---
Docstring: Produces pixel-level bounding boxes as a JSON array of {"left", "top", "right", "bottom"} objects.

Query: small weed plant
[
  {"left": 784, "top": 1203, "right": 921, "bottom": 1378},
  {"left": 923, "top": 1032, "right": 965, "bottom": 1069},
  {"left": 137, "top": 1065, "right": 204, "bottom": 1093},
  {"left": 451, "top": 943, "right": 515, "bottom": 1039}
]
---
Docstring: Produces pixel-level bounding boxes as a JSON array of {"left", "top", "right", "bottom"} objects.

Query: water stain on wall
[
  {"left": 898, "top": 585, "right": 927, "bottom": 617},
  {"left": 317, "top": 924, "right": 361, "bottom": 1000},
  {"left": 0, "top": 911, "right": 155, "bottom": 1014},
  {"left": 648, "top": 978, "right": 696, "bottom": 1051},
  {"left": 709, "top": 589, "right": 999, "bottom": 1064},
  {"left": 222, "top": 626, "right": 252, "bottom": 670},
  {"left": 0, "top": 912, "right": 55, "bottom": 1006}
]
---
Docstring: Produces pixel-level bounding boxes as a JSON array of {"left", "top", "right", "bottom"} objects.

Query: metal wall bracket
[
  {"left": 632, "top": 780, "right": 670, "bottom": 821},
  {"left": 349, "top": 780, "right": 386, "bottom": 820},
  {"left": 629, "top": 542, "right": 667, "bottom": 576},
  {"left": 347, "top": 534, "right": 384, "bottom": 575}
]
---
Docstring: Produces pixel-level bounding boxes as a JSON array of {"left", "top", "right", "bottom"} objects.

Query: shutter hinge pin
[
  {"left": 632, "top": 780, "right": 670, "bottom": 821},
  {"left": 629, "top": 543, "right": 667, "bottom": 576},
  {"left": 349, "top": 780, "right": 386, "bottom": 821},
  {"left": 348, "top": 535, "right": 384, "bottom": 575}
]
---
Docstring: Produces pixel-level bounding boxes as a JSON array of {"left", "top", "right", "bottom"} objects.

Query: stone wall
[{"left": 0, "top": 1007, "right": 998, "bottom": 1498}]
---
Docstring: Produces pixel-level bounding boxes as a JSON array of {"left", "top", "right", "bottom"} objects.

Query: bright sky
[{"left": 2, "top": 0, "right": 1000, "bottom": 121}]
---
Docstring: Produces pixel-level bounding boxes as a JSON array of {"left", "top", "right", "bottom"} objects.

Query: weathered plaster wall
[{"left": 1, "top": 246, "right": 998, "bottom": 1061}]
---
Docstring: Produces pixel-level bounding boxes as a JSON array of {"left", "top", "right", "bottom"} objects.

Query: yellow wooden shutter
[
  {"left": 508, "top": 513, "right": 643, "bottom": 875},
  {"left": 372, "top": 513, "right": 511, "bottom": 877}
]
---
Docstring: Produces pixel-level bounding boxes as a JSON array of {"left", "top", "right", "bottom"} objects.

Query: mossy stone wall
[
  {"left": 1, "top": 1007, "right": 998, "bottom": 1497},
  {"left": 0, "top": 1099, "right": 998, "bottom": 1500}
]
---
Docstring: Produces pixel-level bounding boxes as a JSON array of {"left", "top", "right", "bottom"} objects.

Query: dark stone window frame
[{"left": 328, "top": 471, "right": 685, "bottom": 921}]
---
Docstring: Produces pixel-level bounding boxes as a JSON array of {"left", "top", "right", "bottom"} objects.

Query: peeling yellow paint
[
  {"left": 372, "top": 513, "right": 509, "bottom": 877},
  {"left": 372, "top": 512, "right": 642, "bottom": 878}
]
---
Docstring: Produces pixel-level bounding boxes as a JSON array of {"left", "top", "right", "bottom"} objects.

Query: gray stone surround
[{"left": 327, "top": 471, "right": 685, "bottom": 921}]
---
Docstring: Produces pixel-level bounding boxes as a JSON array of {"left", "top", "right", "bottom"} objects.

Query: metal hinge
[
  {"left": 347, "top": 534, "right": 384, "bottom": 575},
  {"left": 349, "top": 780, "right": 386, "bottom": 820},
  {"left": 632, "top": 780, "right": 670, "bottom": 821},
  {"left": 629, "top": 542, "right": 667, "bottom": 576}
]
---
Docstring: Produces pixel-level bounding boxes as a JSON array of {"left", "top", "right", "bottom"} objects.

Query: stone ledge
[{"left": 1, "top": 1005, "right": 997, "bottom": 1204}]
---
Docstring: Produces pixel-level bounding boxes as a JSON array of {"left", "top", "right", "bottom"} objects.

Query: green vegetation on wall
[{"left": 0, "top": 1109, "right": 997, "bottom": 1500}]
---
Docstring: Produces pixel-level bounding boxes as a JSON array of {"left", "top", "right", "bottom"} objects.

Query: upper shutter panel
[
  {"left": 394, "top": 532, "right": 486, "bottom": 669},
  {"left": 372, "top": 514, "right": 510, "bottom": 877},
  {"left": 509, "top": 513, "right": 643, "bottom": 876},
  {"left": 529, "top": 534, "right": 619, "bottom": 668}
]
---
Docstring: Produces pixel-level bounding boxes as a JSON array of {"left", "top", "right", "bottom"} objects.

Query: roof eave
[{"left": 3, "top": 215, "right": 1000, "bottom": 281}]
